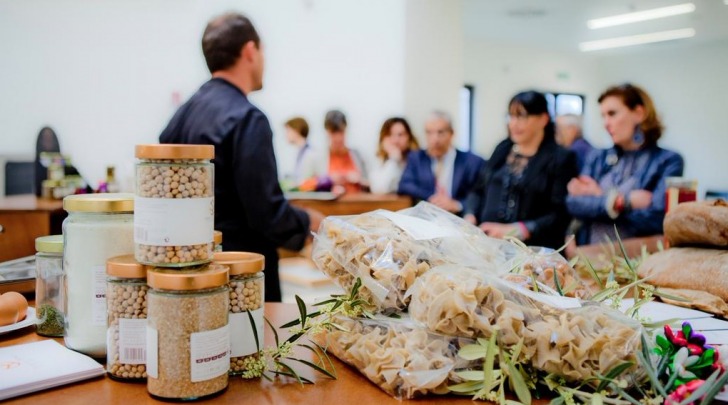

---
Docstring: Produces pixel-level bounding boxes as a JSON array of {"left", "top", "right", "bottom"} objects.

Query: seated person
[
  {"left": 324, "top": 110, "right": 367, "bottom": 194},
  {"left": 369, "top": 117, "right": 419, "bottom": 194},
  {"left": 556, "top": 113, "right": 593, "bottom": 172},
  {"left": 398, "top": 111, "right": 484, "bottom": 214},
  {"left": 566, "top": 83, "right": 684, "bottom": 245},
  {"left": 463, "top": 91, "right": 578, "bottom": 249},
  {"left": 283, "top": 116, "right": 321, "bottom": 185}
]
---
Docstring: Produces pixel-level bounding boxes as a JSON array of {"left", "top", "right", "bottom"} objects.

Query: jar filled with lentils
[
  {"left": 134, "top": 144, "right": 214, "bottom": 267},
  {"left": 213, "top": 251, "right": 264, "bottom": 376},
  {"left": 146, "top": 264, "right": 230, "bottom": 401},
  {"left": 106, "top": 255, "right": 148, "bottom": 381}
]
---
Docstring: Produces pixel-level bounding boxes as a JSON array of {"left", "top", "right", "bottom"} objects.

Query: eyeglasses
[{"left": 506, "top": 113, "right": 531, "bottom": 123}]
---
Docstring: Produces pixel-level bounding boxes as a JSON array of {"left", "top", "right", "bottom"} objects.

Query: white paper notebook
[{"left": 0, "top": 340, "right": 105, "bottom": 400}]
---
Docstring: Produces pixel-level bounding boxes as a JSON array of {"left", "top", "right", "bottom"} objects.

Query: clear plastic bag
[
  {"left": 407, "top": 266, "right": 644, "bottom": 384},
  {"left": 315, "top": 315, "right": 477, "bottom": 399},
  {"left": 312, "top": 202, "right": 513, "bottom": 313}
]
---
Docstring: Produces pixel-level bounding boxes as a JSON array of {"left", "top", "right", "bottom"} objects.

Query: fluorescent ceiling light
[
  {"left": 587, "top": 3, "right": 696, "bottom": 29},
  {"left": 579, "top": 28, "right": 695, "bottom": 52}
]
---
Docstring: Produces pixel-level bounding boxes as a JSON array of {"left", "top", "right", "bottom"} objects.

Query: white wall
[
  {"left": 593, "top": 40, "right": 728, "bottom": 194},
  {"left": 404, "top": 0, "right": 464, "bottom": 145},
  {"left": 0, "top": 0, "right": 409, "bottom": 190},
  {"left": 463, "top": 39, "right": 603, "bottom": 158}
]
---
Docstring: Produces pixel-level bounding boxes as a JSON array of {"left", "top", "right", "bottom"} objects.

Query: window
[
  {"left": 545, "top": 92, "right": 584, "bottom": 117},
  {"left": 458, "top": 85, "right": 474, "bottom": 151}
]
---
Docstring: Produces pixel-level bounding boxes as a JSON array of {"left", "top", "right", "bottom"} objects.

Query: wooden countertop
[
  {"left": 1, "top": 303, "right": 521, "bottom": 404},
  {"left": 0, "top": 195, "right": 64, "bottom": 213},
  {"left": 289, "top": 193, "right": 412, "bottom": 217}
]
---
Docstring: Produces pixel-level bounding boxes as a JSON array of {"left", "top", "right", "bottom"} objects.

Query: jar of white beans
[
  {"left": 213, "top": 252, "right": 265, "bottom": 376},
  {"left": 134, "top": 144, "right": 215, "bottom": 267}
]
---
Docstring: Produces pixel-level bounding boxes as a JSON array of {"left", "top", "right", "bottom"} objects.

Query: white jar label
[
  {"left": 190, "top": 325, "right": 230, "bottom": 382},
  {"left": 119, "top": 318, "right": 147, "bottom": 364},
  {"left": 134, "top": 197, "right": 214, "bottom": 246},
  {"left": 93, "top": 265, "right": 107, "bottom": 326},
  {"left": 230, "top": 309, "right": 264, "bottom": 357},
  {"left": 146, "top": 326, "right": 158, "bottom": 378}
]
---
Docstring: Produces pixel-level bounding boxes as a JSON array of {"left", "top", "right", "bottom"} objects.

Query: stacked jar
[
  {"left": 134, "top": 144, "right": 215, "bottom": 267},
  {"left": 106, "top": 255, "right": 148, "bottom": 381},
  {"left": 35, "top": 235, "right": 65, "bottom": 337},
  {"left": 63, "top": 193, "right": 135, "bottom": 358},
  {"left": 135, "top": 144, "right": 230, "bottom": 400},
  {"left": 213, "top": 252, "right": 265, "bottom": 375},
  {"left": 146, "top": 265, "right": 230, "bottom": 400}
]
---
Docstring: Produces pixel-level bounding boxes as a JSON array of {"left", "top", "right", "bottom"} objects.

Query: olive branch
[{"left": 238, "top": 278, "right": 371, "bottom": 383}]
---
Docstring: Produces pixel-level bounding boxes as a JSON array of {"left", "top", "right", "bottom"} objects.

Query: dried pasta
[
  {"left": 312, "top": 202, "right": 511, "bottom": 312},
  {"left": 315, "top": 316, "right": 474, "bottom": 399}
]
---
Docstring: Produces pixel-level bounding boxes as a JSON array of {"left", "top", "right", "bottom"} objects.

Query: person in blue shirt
[
  {"left": 556, "top": 114, "right": 593, "bottom": 172},
  {"left": 397, "top": 111, "right": 485, "bottom": 215},
  {"left": 567, "top": 83, "right": 684, "bottom": 245},
  {"left": 159, "top": 12, "right": 323, "bottom": 302}
]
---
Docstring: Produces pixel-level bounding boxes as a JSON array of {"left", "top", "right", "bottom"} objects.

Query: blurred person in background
[
  {"left": 464, "top": 90, "right": 577, "bottom": 249},
  {"left": 324, "top": 109, "right": 367, "bottom": 194},
  {"left": 556, "top": 113, "right": 593, "bottom": 172},
  {"left": 566, "top": 83, "right": 683, "bottom": 245},
  {"left": 283, "top": 116, "right": 322, "bottom": 186},
  {"left": 398, "top": 110, "right": 485, "bottom": 214},
  {"left": 369, "top": 117, "right": 419, "bottom": 194}
]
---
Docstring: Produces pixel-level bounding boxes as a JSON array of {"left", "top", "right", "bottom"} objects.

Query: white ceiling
[{"left": 462, "top": 0, "right": 728, "bottom": 53}]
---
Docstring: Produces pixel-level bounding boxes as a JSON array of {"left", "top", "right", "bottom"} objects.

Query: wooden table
[
  {"left": 0, "top": 302, "right": 522, "bottom": 404},
  {"left": 289, "top": 193, "right": 412, "bottom": 217},
  {"left": 0, "top": 195, "right": 65, "bottom": 262}
]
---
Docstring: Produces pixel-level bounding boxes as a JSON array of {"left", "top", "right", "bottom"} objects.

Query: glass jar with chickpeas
[
  {"left": 106, "top": 254, "right": 148, "bottom": 381},
  {"left": 213, "top": 252, "right": 265, "bottom": 376},
  {"left": 134, "top": 144, "right": 215, "bottom": 267}
]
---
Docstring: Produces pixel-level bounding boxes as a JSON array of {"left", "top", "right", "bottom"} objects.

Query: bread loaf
[
  {"left": 638, "top": 247, "right": 728, "bottom": 301},
  {"left": 664, "top": 200, "right": 728, "bottom": 248}
]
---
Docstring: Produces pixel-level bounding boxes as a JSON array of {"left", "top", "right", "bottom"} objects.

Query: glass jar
[
  {"left": 106, "top": 255, "right": 148, "bottom": 381},
  {"left": 63, "top": 193, "right": 134, "bottom": 358},
  {"left": 213, "top": 230, "right": 223, "bottom": 252},
  {"left": 213, "top": 252, "right": 265, "bottom": 376},
  {"left": 146, "top": 264, "right": 230, "bottom": 401},
  {"left": 134, "top": 144, "right": 215, "bottom": 267},
  {"left": 35, "top": 235, "right": 65, "bottom": 337}
]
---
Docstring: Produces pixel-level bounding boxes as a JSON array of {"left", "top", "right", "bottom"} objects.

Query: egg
[
  {"left": 0, "top": 295, "right": 20, "bottom": 326},
  {"left": 1, "top": 292, "right": 28, "bottom": 321}
]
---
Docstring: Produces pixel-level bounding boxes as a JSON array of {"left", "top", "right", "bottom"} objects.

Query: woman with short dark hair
[
  {"left": 323, "top": 109, "right": 367, "bottom": 193},
  {"left": 464, "top": 90, "right": 578, "bottom": 249}
]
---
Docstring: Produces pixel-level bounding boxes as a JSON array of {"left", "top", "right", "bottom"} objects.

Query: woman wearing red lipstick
[{"left": 566, "top": 83, "right": 684, "bottom": 245}]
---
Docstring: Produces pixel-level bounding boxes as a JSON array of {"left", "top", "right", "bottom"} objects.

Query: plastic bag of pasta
[
  {"left": 502, "top": 243, "right": 594, "bottom": 299},
  {"left": 312, "top": 202, "right": 512, "bottom": 313},
  {"left": 407, "top": 265, "right": 644, "bottom": 384},
  {"left": 314, "top": 315, "right": 477, "bottom": 399}
]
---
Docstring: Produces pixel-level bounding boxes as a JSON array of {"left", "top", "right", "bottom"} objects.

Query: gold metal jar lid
[
  {"left": 63, "top": 193, "right": 134, "bottom": 213},
  {"left": 147, "top": 264, "right": 229, "bottom": 291},
  {"left": 135, "top": 144, "right": 215, "bottom": 160},
  {"left": 213, "top": 230, "right": 223, "bottom": 246},
  {"left": 213, "top": 251, "right": 265, "bottom": 276},
  {"left": 107, "top": 255, "right": 146, "bottom": 279},
  {"left": 35, "top": 235, "right": 63, "bottom": 253}
]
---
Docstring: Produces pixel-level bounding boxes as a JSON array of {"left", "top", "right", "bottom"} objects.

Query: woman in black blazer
[{"left": 464, "top": 91, "right": 578, "bottom": 249}]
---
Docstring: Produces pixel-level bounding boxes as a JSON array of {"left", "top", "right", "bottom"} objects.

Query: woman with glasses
[
  {"left": 464, "top": 90, "right": 578, "bottom": 249},
  {"left": 566, "top": 83, "right": 683, "bottom": 245}
]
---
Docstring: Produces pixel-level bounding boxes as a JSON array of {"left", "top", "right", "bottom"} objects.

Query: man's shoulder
[{"left": 456, "top": 149, "right": 486, "bottom": 165}]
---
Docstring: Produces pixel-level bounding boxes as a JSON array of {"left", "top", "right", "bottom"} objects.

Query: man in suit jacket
[{"left": 397, "top": 111, "right": 485, "bottom": 214}]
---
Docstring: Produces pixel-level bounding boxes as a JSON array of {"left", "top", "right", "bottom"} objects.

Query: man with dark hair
[{"left": 160, "top": 12, "right": 323, "bottom": 302}]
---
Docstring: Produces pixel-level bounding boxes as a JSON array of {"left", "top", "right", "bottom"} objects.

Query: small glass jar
[
  {"left": 213, "top": 230, "right": 223, "bottom": 252},
  {"left": 106, "top": 255, "right": 148, "bottom": 381},
  {"left": 213, "top": 252, "right": 265, "bottom": 376},
  {"left": 146, "top": 264, "right": 230, "bottom": 401},
  {"left": 35, "top": 235, "right": 65, "bottom": 337},
  {"left": 134, "top": 144, "right": 215, "bottom": 267},
  {"left": 63, "top": 193, "right": 134, "bottom": 358}
]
